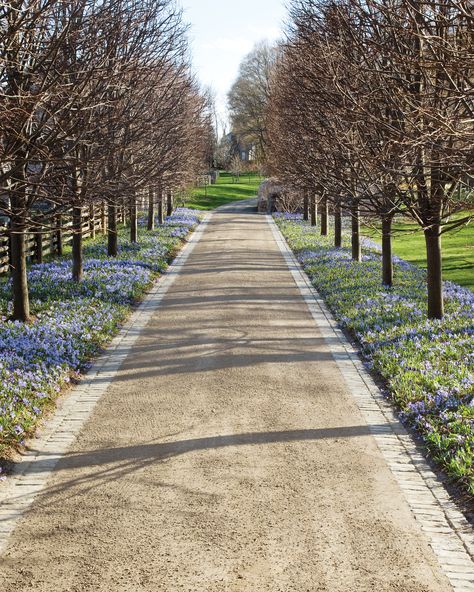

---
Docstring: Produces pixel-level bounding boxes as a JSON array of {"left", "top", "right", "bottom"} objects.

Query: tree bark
[
  {"left": 56, "top": 214, "right": 63, "bottom": 256},
  {"left": 351, "top": 199, "right": 361, "bottom": 261},
  {"left": 166, "top": 188, "right": 173, "bottom": 217},
  {"left": 71, "top": 206, "right": 83, "bottom": 282},
  {"left": 10, "top": 189, "right": 30, "bottom": 321},
  {"left": 7, "top": 221, "right": 13, "bottom": 271},
  {"left": 320, "top": 195, "right": 328, "bottom": 236},
  {"left": 6, "top": 31, "right": 30, "bottom": 321},
  {"left": 71, "top": 159, "right": 84, "bottom": 282},
  {"left": 157, "top": 180, "right": 164, "bottom": 225},
  {"left": 310, "top": 194, "right": 317, "bottom": 227},
  {"left": 303, "top": 192, "right": 309, "bottom": 221},
  {"left": 147, "top": 187, "right": 155, "bottom": 231},
  {"left": 130, "top": 192, "right": 138, "bottom": 243},
  {"left": 334, "top": 201, "right": 342, "bottom": 247},
  {"left": 424, "top": 225, "right": 444, "bottom": 319},
  {"left": 381, "top": 215, "right": 393, "bottom": 287},
  {"left": 107, "top": 202, "right": 118, "bottom": 256}
]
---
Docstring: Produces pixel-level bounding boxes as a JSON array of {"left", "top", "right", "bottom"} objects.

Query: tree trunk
[
  {"left": 158, "top": 199, "right": 164, "bottom": 225},
  {"left": 303, "top": 192, "right": 309, "bottom": 221},
  {"left": 424, "top": 225, "right": 444, "bottom": 319},
  {"left": 71, "top": 206, "right": 83, "bottom": 282},
  {"left": 381, "top": 215, "right": 394, "bottom": 287},
  {"left": 71, "top": 159, "right": 84, "bottom": 282},
  {"left": 108, "top": 202, "right": 118, "bottom": 256},
  {"left": 310, "top": 194, "right": 317, "bottom": 227},
  {"left": 7, "top": 221, "right": 13, "bottom": 270},
  {"left": 334, "top": 201, "right": 342, "bottom": 247},
  {"left": 351, "top": 199, "right": 361, "bottom": 261},
  {"left": 166, "top": 189, "right": 173, "bottom": 217},
  {"left": 56, "top": 214, "right": 63, "bottom": 256},
  {"left": 147, "top": 187, "right": 155, "bottom": 231},
  {"left": 10, "top": 191, "right": 30, "bottom": 321},
  {"left": 321, "top": 195, "right": 328, "bottom": 236},
  {"left": 130, "top": 192, "right": 137, "bottom": 243},
  {"left": 157, "top": 181, "right": 164, "bottom": 225}
]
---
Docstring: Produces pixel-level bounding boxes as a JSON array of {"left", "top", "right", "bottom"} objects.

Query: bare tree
[
  {"left": 0, "top": 0, "right": 108, "bottom": 317},
  {"left": 0, "top": 0, "right": 213, "bottom": 320},
  {"left": 267, "top": 0, "right": 473, "bottom": 316},
  {"left": 228, "top": 41, "right": 278, "bottom": 163}
]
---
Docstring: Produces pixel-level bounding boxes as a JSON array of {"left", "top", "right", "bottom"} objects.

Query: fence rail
[{"left": 0, "top": 205, "right": 126, "bottom": 275}]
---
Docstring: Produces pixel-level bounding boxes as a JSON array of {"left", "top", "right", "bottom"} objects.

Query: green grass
[
  {"left": 184, "top": 171, "right": 262, "bottom": 210},
  {"left": 363, "top": 215, "right": 474, "bottom": 290}
]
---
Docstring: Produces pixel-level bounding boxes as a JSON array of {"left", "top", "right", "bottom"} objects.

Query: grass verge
[
  {"left": 363, "top": 214, "right": 473, "bottom": 290},
  {"left": 275, "top": 213, "right": 474, "bottom": 496}
]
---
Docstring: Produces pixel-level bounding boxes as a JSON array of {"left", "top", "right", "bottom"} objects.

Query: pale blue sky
[{"left": 182, "top": 0, "right": 287, "bottom": 128}]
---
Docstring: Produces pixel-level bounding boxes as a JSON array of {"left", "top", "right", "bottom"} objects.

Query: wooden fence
[{"left": 0, "top": 205, "right": 126, "bottom": 275}]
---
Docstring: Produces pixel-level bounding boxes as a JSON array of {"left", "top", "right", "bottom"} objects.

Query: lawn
[
  {"left": 184, "top": 171, "right": 262, "bottom": 210},
  {"left": 363, "top": 215, "right": 474, "bottom": 290}
]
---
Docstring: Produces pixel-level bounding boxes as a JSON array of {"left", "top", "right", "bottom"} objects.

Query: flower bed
[
  {"left": 274, "top": 213, "right": 474, "bottom": 494},
  {"left": 0, "top": 208, "right": 200, "bottom": 459}
]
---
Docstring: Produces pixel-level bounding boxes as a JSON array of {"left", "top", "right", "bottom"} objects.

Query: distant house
[
  {"left": 240, "top": 143, "right": 256, "bottom": 162},
  {"left": 226, "top": 133, "right": 256, "bottom": 162}
]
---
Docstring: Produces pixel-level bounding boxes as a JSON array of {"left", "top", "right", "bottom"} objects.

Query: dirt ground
[{"left": 0, "top": 201, "right": 450, "bottom": 591}]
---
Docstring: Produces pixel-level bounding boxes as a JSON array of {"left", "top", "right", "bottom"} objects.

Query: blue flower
[
  {"left": 274, "top": 213, "right": 474, "bottom": 489},
  {"left": 0, "top": 209, "right": 202, "bottom": 451}
]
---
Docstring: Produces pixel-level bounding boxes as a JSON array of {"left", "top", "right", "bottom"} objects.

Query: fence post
[{"left": 89, "top": 203, "right": 96, "bottom": 239}]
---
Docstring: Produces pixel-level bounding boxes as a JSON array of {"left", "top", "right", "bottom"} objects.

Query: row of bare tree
[
  {"left": 1, "top": 0, "right": 214, "bottom": 322},
  {"left": 266, "top": 0, "right": 473, "bottom": 319}
]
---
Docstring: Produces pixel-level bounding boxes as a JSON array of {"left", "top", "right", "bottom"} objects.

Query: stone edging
[
  {"left": 267, "top": 214, "right": 474, "bottom": 592},
  {"left": 0, "top": 212, "right": 213, "bottom": 555}
]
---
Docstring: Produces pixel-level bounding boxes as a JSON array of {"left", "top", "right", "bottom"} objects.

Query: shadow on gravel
[
  {"left": 5, "top": 425, "right": 387, "bottom": 503},
  {"left": 89, "top": 331, "right": 336, "bottom": 382}
]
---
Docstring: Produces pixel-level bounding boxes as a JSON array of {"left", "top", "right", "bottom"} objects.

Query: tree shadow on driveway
[{"left": 2, "top": 423, "right": 394, "bottom": 508}]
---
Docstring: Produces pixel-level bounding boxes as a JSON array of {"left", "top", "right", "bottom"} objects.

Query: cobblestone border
[
  {"left": 267, "top": 214, "right": 474, "bottom": 592},
  {"left": 0, "top": 213, "right": 213, "bottom": 556}
]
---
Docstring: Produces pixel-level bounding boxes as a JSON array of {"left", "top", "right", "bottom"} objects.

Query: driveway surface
[{"left": 0, "top": 201, "right": 451, "bottom": 591}]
